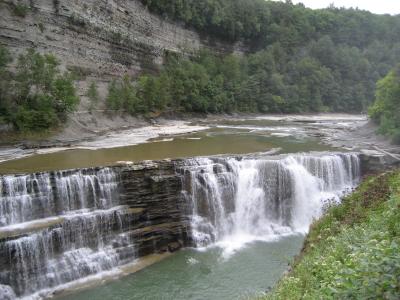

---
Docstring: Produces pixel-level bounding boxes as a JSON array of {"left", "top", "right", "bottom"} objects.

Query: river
[{"left": 0, "top": 114, "right": 365, "bottom": 174}]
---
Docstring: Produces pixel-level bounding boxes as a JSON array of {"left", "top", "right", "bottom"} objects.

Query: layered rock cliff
[
  {"left": 0, "top": 0, "right": 245, "bottom": 140},
  {"left": 0, "top": 0, "right": 242, "bottom": 87}
]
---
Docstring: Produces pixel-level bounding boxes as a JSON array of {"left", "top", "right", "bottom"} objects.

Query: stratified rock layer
[
  {"left": 0, "top": 160, "right": 190, "bottom": 297},
  {"left": 0, "top": 0, "right": 242, "bottom": 82}
]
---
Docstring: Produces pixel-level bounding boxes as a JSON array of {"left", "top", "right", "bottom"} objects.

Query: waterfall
[
  {"left": 180, "top": 153, "right": 360, "bottom": 253},
  {"left": 0, "top": 168, "right": 136, "bottom": 299},
  {"left": 0, "top": 168, "right": 118, "bottom": 227},
  {"left": 0, "top": 152, "right": 361, "bottom": 298}
]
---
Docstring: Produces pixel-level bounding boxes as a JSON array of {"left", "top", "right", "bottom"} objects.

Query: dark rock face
[
  {"left": 360, "top": 150, "right": 400, "bottom": 174},
  {"left": 117, "top": 160, "right": 193, "bottom": 256}
]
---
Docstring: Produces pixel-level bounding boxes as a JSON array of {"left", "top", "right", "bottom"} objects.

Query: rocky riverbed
[{"left": 0, "top": 114, "right": 399, "bottom": 171}]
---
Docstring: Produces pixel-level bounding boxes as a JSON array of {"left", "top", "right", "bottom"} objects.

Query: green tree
[
  {"left": 0, "top": 47, "right": 79, "bottom": 131},
  {"left": 0, "top": 46, "right": 12, "bottom": 124},
  {"left": 86, "top": 81, "right": 99, "bottom": 112},
  {"left": 369, "top": 66, "right": 400, "bottom": 143}
]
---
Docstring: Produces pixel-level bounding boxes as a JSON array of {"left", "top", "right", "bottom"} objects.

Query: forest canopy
[{"left": 133, "top": 0, "right": 400, "bottom": 113}]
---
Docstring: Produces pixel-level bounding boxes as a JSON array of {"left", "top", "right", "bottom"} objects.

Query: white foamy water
[
  {"left": 180, "top": 153, "right": 360, "bottom": 258},
  {"left": 0, "top": 168, "right": 139, "bottom": 299}
]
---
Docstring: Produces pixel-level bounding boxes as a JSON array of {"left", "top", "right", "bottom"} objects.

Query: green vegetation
[
  {"left": 106, "top": 44, "right": 391, "bottom": 114},
  {"left": 86, "top": 81, "right": 99, "bottom": 112},
  {"left": 11, "top": 3, "right": 30, "bottom": 17},
  {"left": 369, "top": 66, "right": 400, "bottom": 144},
  {"left": 3, "top": 1, "right": 400, "bottom": 130},
  {"left": 140, "top": 0, "right": 400, "bottom": 48},
  {"left": 0, "top": 46, "right": 79, "bottom": 131},
  {"left": 133, "top": 0, "right": 400, "bottom": 113},
  {"left": 264, "top": 170, "right": 400, "bottom": 299}
]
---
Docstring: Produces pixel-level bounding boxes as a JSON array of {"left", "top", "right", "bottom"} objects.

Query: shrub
[
  {"left": 86, "top": 81, "right": 99, "bottom": 112},
  {"left": 106, "top": 76, "right": 142, "bottom": 114},
  {"left": 12, "top": 3, "right": 30, "bottom": 17},
  {"left": 368, "top": 67, "right": 400, "bottom": 144},
  {"left": 0, "top": 46, "right": 80, "bottom": 131}
]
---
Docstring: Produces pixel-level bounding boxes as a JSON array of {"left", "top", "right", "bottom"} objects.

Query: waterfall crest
[{"left": 180, "top": 153, "right": 360, "bottom": 254}]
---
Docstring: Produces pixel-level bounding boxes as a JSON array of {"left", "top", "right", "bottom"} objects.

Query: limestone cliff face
[
  {"left": 0, "top": 0, "right": 245, "bottom": 139},
  {"left": 0, "top": 0, "right": 241, "bottom": 80}
]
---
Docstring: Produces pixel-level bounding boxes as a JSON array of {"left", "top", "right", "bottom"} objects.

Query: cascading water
[
  {"left": 180, "top": 153, "right": 360, "bottom": 254},
  {"left": 0, "top": 152, "right": 361, "bottom": 299},
  {"left": 0, "top": 168, "right": 136, "bottom": 299}
]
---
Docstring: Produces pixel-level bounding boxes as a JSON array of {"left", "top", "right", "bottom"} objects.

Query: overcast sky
[{"left": 279, "top": 1, "right": 400, "bottom": 15}]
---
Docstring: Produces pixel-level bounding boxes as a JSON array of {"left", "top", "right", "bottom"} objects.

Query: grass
[{"left": 263, "top": 170, "right": 400, "bottom": 299}]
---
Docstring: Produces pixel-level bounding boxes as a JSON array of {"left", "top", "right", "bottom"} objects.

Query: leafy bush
[
  {"left": 0, "top": 46, "right": 79, "bottom": 132},
  {"left": 106, "top": 76, "right": 144, "bottom": 114},
  {"left": 12, "top": 3, "right": 29, "bottom": 17},
  {"left": 68, "top": 13, "right": 86, "bottom": 27},
  {"left": 369, "top": 66, "right": 400, "bottom": 144},
  {"left": 86, "top": 81, "right": 99, "bottom": 111}
]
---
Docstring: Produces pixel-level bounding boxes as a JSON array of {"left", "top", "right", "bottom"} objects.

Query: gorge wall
[
  {"left": 0, "top": 0, "right": 242, "bottom": 97},
  {"left": 0, "top": 152, "right": 363, "bottom": 299},
  {"left": 0, "top": 0, "right": 245, "bottom": 140}
]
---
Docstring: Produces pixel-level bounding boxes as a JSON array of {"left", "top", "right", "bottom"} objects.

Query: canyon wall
[
  {"left": 0, "top": 0, "right": 242, "bottom": 95},
  {"left": 0, "top": 0, "right": 245, "bottom": 139}
]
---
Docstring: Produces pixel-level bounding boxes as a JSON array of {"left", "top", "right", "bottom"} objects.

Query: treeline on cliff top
[{"left": 140, "top": 0, "right": 400, "bottom": 48}]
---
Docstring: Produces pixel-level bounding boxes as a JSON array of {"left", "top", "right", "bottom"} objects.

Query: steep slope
[
  {"left": 265, "top": 170, "right": 400, "bottom": 299},
  {"left": 0, "top": 0, "right": 242, "bottom": 110}
]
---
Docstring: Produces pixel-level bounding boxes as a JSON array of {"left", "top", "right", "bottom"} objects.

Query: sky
[{"left": 278, "top": 0, "right": 400, "bottom": 15}]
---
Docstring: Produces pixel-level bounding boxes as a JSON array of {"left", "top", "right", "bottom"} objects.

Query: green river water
[
  {"left": 60, "top": 236, "right": 304, "bottom": 300},
  {"left": 0, "top": 118, "right": 336, "bottom": 174}
]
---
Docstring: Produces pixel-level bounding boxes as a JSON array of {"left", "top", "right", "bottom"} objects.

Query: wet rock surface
[{"left": 0, "top": 161, "right": 191, "bottom": 297}]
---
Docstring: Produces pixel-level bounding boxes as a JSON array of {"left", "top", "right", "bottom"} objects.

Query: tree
[
  {"left": 86, "top": 81, "right": 99, "bottom": 112},
  {"left": 0, "top": 46, "right": 79, "bottom": 131},
  {"left": 369, "top": 66, "right": 400, "bottom": 143}
]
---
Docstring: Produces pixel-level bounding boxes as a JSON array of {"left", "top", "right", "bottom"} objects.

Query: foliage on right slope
[
  {"left": 265, "top": 170, "right": 400, "bottom": 299},
  {"left": 369, "top": 66, "right": 400, "bottom": 144}
]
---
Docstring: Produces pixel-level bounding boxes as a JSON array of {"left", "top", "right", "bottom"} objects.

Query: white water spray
[{"left": 181, "top": 153, "right": 360, "bottom": 256}]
